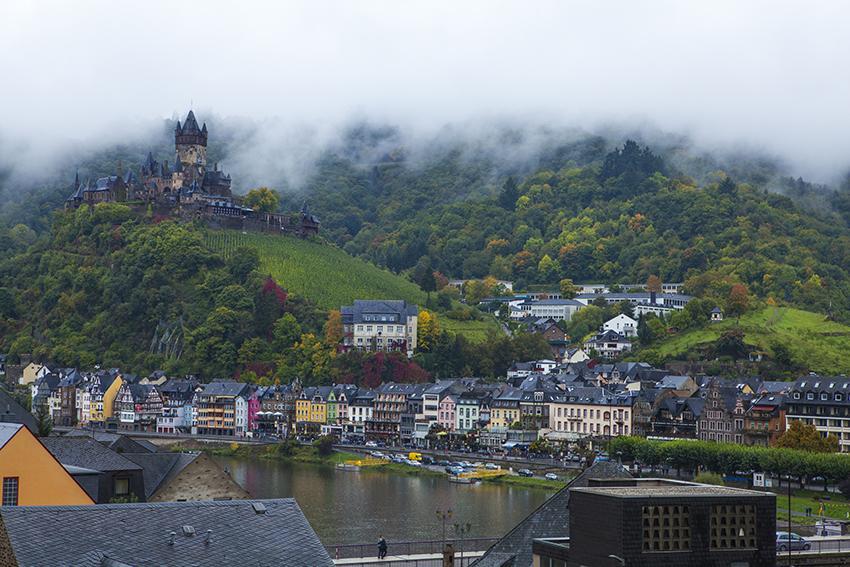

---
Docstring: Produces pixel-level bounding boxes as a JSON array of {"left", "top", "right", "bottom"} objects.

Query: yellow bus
[{"left": 408, "top": 452, "right": 422, "bottom": 462}]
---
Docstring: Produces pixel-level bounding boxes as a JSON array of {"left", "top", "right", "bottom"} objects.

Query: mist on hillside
[{"left": 1, "top": 0, "right": 849, "bottom": 196}]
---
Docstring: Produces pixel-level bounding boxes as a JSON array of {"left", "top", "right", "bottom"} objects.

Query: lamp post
[
  {"left": 436, "top": 509, "right": 453, "bottom": 553},
  {"left": 453, "top": 522, "right": 471, "bottom": 566}
]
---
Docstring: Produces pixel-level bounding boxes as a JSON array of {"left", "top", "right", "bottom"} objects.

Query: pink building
[
  {"left": 438, "top": 395, "right": 457, "bottom": 431},
  {"left": 247, "top": 389, "right": 260, "bottom": 433}
]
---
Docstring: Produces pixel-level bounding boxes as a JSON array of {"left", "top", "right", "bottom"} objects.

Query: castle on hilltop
[{"left": 66, "top": 111, "right": 319, "bottom": 237}]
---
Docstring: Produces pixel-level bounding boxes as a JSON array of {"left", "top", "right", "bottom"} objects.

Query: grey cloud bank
[{"left": 1, "top": 0, "right": 848, "bottom": 183}]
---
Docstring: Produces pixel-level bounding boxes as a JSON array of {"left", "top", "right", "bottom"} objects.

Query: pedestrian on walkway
[{"left": 377, "top": 536, "right": 388, "bottom": 559}]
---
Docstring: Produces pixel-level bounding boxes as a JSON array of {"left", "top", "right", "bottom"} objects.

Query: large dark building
[{"left": 533, "top": 478, "right": 776, "bottom": 567}]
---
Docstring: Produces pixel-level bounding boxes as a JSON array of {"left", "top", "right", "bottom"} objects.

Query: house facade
[{"left": 341, "top": 300, "right": 419, "bottom": 357}]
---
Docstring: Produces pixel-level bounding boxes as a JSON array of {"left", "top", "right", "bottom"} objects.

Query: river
[{"left": 214, "top": 456, "right": 555, "bottom": 546}]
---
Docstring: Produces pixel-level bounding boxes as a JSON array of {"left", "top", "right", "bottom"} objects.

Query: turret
[{"left": 175, "top": 110, "right": 207, "bottom": 170}]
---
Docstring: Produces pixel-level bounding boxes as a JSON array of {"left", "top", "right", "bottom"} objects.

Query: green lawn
[
  {"left": 441, "top": 317, "right": 503, "bottom": 342},
  {"left": 205, "top": 230, "right": 428, "bottom": 309},
  {"left": 773, "top": 488, "right": 850, "bottom": 521},
  {"left": 652, "top": 307, "right": 850, "bottom": 374}
]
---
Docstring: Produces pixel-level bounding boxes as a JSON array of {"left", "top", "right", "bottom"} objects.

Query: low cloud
[{"left": 1, "top": 0, "right": 849, "bottom": 186}]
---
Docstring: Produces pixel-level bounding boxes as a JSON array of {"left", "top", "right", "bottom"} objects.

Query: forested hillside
[{"left": 299, "top": 139, "right": 850, "bottom": 322}]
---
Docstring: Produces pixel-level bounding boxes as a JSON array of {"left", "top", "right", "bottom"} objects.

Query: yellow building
[
  {"left": 0, "top": 423, "right": 94, "bottom": 506},
  {"left": 90, "top": 375, "right": 124, "bottom": 421},
  {"left": 20, "top": 362, "right": 47, "bottom": 386},
  {"left": 296, "top": 387, "right": 328, "bottom": 434}
]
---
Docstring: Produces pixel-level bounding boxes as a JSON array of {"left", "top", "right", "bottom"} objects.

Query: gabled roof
[
  {"left": 472, "top": 461, "right": 632, "bottom": 567},
  {"left": 0, "top": 388, "right": 38, "bottom": 433},
  {"left": 123, "top": 452, "right": 200, "bottom": 499},
  {"left": 0, "top": 499, "right": 334, "bottom": 567},
  {"left": 198, "top": 381, "right": 249, "bottom": 397},
  {"left": 41, "top": 436, "right": 142, "bottom": 472}
]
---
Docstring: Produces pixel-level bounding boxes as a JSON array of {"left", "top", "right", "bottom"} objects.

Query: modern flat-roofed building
[
  {"left": 786, "top": 374, "right": 850, "bottom": 452},
  {"left": 534, "top": 478, "right": 776, "bottom": 567}
]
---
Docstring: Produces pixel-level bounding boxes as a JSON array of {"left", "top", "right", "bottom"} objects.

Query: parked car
[
  {"left": 776, "top": 532, "right": 810, "bottom": 552},
  {"left": 407, "top": 460, "right": 422, "bottom": 467},
  {"left": 370, "top": 451, "right": 384, "bottom": 458},
  {"left": 472, "top": 462, "right": 485, "bottom": 468},
  {"left": 446, "top": 466, "right": 464, "bottom": 475},
  {"left": 517, "top": 469, "right": 534, "bottom": 477},
  {"left": 437, "top": 460, "right": 451, "bottom": 466},
  {"left": 365, "top": 441, "right": 377, "bottom": 447},
  {"left": 484, "top": 463, "right": 499, "bottom": 470},
  {"left": 545, "top": 473, "right": 559, "bottom": 481},
  {"left": 422, "top": 456, "right": 435, "bottom": 465}
]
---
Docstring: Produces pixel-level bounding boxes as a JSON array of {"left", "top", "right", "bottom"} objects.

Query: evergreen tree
[{"left": 498, "top": 176, "right": 519, "bottom": 209}]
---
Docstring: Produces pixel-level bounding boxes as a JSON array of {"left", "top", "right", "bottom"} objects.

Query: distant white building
[
  {"left": 526, "top": 299, "right": 584, "bottom": 322},
  {"left": 603, "top": 314, "right": 638, "bottom": 337}
]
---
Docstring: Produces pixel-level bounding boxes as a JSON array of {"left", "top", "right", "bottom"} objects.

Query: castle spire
[
  {"left": 74, "top": 170, "right": 80, "bottom": 189},
  {"left": 183, "top": 110, "right": 200, "bottom": 133}
]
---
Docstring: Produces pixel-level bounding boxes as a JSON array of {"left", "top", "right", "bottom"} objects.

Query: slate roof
[
  {"left": 0, "top": 387, "right": 38, "bottom": 433},
  {"left": 62, "top": 430, "right": 158, "bottom": 454},
  {"left": 472, "top": 461, "right": 632, "bottom": 567},
  {"left": 340, "top": 299, "right": 419, "bottom": 324},
  {"left": 0, "top": 499, "right": 334, "bottom": 567},
  {"left": 41, "top": 436, "right": 142, "bottom": 472},
  {"left": 0, "top": 422, "right": 22, "bottom": 450},
  {"left": 657, "top": 375, "right": 691, "bottom": 389},
  {"left": 124, "top": 452, "right": 200, "bottom": 499},
  {"left": 198, "top": 381, "right": 249, "bottom": 397}
]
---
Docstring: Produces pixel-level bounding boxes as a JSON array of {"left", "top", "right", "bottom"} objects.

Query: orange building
[{"left": 0, "top": 423, "right": 93, "bottom": 506}]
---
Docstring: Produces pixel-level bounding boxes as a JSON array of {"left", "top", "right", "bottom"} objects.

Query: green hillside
[
  {"left": 205, "top": 231, "right": 428, "bottom": 309},
  {"left": 205, "top": 230, "right": 501, "bottom": 341},
  {"left": 650, "top": 307, "right": 850, "bottom": 374}
]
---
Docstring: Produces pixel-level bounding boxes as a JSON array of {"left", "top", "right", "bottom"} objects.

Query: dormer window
[
  {"left": 821, "top": 393, "right": 829, "bottom": 401},
  {"left": 793, "top": 392, "right": 800, "bottom": 400},
  {"left": 807, "top": 393, "right": 814, "bottom": 400},
  {"left": 836, "top": 393, "right": 844, "bottom": 402}
]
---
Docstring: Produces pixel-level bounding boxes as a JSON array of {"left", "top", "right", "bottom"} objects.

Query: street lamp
[
  {"left": 436, "top": 509, "right": 453, "bottom": 552},
  {"left": 453, "top": 522, "right": 471, "bottom": 566}
]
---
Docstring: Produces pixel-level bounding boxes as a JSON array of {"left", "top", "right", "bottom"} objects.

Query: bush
[
  {"left": 313, "top": 435, "right": 335, "bottom": 457},
  {"left": 694, "top": 472, "right": 724, "bottom": 486}
]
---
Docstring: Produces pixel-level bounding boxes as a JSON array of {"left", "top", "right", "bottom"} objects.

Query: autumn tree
[
  {"left": 727, "top": 283, "right": 750, "bottom": 319},
  {"left": 323, "top": 309, "right": 343, "bottom": 347},
  {"left": 418, "top": 310, "right": 440, "bottom": 351},
  {"left": 243, "top": 187, "right": 280, "bottom": 213},
  {"left": 776, "top": 420, "right": 839, "bottom": 453},
  {"left": 646, "top": 274, "right": 662, "bottom": 294}
]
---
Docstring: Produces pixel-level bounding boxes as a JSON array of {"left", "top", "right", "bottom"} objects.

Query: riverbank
[{"left": 164, "top": 441, "right": 569, "bottom": 489}]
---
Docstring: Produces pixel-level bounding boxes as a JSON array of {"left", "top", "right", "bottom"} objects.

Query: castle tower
[{"left": 174, "top": 110, "right": 208, "bottom": 172}]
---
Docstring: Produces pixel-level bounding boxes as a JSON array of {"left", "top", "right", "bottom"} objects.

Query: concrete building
[
  {"left": 535, "top": 479, "right": 776, "bottom": 567},
  {"left": 786, "top": 374, "right": 850, "bottom": 452}
]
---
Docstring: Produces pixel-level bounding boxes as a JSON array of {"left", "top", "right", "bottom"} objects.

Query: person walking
[{"left": 377, "top": 536, "right": 388, "bottom": 559}]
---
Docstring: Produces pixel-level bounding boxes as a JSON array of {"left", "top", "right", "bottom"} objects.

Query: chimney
[
  {"left": 168, "top": 531, "right": 177, "bottom": 545},
  {"left": 204, "top": 530, "right": 213, "bottom": 545}
]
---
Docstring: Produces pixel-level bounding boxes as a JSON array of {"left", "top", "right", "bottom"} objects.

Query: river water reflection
[{"left": 214, "top": 456, "right": 554, "bottom": 545}]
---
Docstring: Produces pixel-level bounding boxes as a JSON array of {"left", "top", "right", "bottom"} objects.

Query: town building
[
  {"left": 603, "top": 314, "right": 638, "bottom": 337},
  {"left": 575, "top": 291, "right": 693, "bottom": 310},
  {"left": 547, "top": 387, "right": 634, "bottom": 441},
  {"left": 743, "top": 394, "right": 786, "bottom": 447},
  {"left": 583, "top": 329, "right": 632, "bottom": 359},
  {"left": 157, "top": 378, "right": 199, "bottom": 434},
  {"left": 786, "top": 374, "right": 850, "bottom": 452},
  {"left": 341, "top": 299, "right": 419, "bottom": 357},
  {"left": 193, "top": 381, "right": 250, "bottom": 437},
  {"left": 698, "top": 378, "right": 748, "bottom": 444},
  {"left": 116, "top": 382, "right": 163, "bottom": 431},
  {"left": 0, "top": 499, "right": 334, "bottom": 566},
  {"left": 524, "top": 298, "right": 585, "bottom": 322},
  {"left": 0, "top": 423, "right": 94, "bottom": 506}
]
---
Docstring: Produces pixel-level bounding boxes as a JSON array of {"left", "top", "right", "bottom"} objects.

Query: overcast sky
[{"left": 2, "top": 0, "right": 849, "bottom": 181}]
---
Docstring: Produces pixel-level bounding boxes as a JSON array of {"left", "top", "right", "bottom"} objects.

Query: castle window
[{"left": 642, "top": 505, "right": 690, "bottom": 552}]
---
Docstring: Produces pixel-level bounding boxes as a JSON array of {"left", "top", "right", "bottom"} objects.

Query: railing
[
  {"left": 776, "top": 535, "right": 850, "bottom": 556},
  {"left": 327, "top": 537, "right": 499, "bottom": 560}
]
